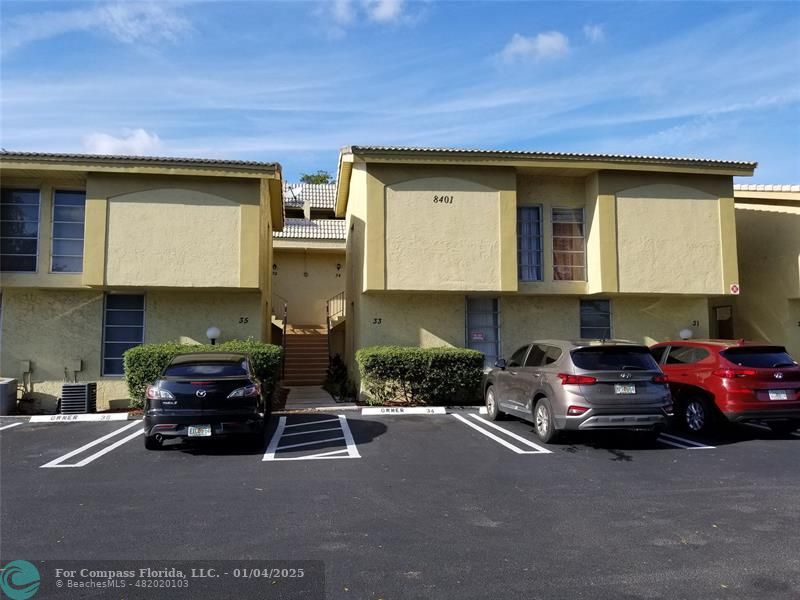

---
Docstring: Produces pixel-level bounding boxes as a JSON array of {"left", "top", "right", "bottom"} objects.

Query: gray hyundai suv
[{"left": 484, "top": 340, "right": 673, "bottom": 443}]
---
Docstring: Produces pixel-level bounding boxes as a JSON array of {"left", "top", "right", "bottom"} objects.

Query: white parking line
[
  {"left": 263, "top": 415, "right": 360, "bottom": 461},
  {"left": 467, "top": 414, "right": 552, "bottom": 453},
  {"left": 658, "top": 432, "right": 715, "bottom": 450},
  {"left": 40, "top": 420, "right": 142, "bottom": 468},
  {"left": 0, "top": 422, "right": 24, "bottom": 432},
  {"left": 452, "top": 414, "right": 551, "bottom": 455}
]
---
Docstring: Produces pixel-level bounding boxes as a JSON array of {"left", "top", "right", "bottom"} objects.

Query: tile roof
[
  {"left": 734, "top": 184, "right": 800, "bottom": 192},
  {"left": 281, "top": 182, "right": 337, "bottom": 210},
  {"left": 273, "top": 218, "right": 346, "bottom": 241},
  {"left": 342, "top": 145, "right": 757, "bottom": 169},
  {"left": 1, "top": 150, "right": 279, "bottom": 170}
]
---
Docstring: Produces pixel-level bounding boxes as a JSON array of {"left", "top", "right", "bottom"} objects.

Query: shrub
[
  {"left": 356, "top": 346, "right": 484, "bottom": 406},
  {"left": 124, "top": 339, "right": 282, "bottom": 409}
]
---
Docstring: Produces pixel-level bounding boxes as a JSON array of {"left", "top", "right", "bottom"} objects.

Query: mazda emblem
[
  {"left": 196, "top": 389, "right": 207, "bottom": 398},
  {"left": 774, "top": 372, "right": 784, "bottom": 380}
]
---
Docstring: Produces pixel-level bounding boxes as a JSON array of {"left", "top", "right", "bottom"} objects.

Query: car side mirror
[{"left": 494, "top": 358, "right": 507, "bottom": 370}]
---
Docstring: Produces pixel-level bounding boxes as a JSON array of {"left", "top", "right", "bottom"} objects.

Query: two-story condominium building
[
  {"left": 0, "top": 151, "right": 283, "bottom": 410},
  {"left": 334, "top": 146, "right": 757, "bottom": 379}
]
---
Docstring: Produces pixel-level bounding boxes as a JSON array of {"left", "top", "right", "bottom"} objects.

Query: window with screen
[
  {"left": 102, "top": 294, "right": 145, "bottom": 376},
  {"left": 552, "top": 207, "right": 585, "bottom": 281},
  {"left": 52, "top": 190, "right": 86, "bottom": 273},
  {"left": 580, "top": 299, "right": 611, "bottom": 339},
  {"left": 1, "top": 188, "right": 40, "bottom": 272},
  {"left": 517, "top": 207, "right": 542, "bottom": 281}
]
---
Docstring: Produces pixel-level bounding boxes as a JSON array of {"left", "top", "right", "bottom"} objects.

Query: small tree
[{"left": 300, "top": 170, "right": 334, "bottom": 184}]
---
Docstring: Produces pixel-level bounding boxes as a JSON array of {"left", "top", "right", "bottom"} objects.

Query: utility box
[
  {"left": 0, "top": 378, "right": 18, "bottom": 415},
  {"left": 60, "top": 383, "right": 97, "bottom": 414}
]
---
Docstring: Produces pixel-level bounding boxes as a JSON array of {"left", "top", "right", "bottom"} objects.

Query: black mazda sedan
[{"left": 143, "top": 352, "right": 270, "bottom": 450}]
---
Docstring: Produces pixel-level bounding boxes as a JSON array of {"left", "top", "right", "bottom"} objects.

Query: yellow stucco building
[
  {"left": 0, "top": 151, "right": 283, "bottom": 410},
  {"left": 4, "top": 146, "right": 798, "bottom": 410},
  {"left": 730, "top": 184, "right": 800, "bottom": 358},
  {"left": 334, "top": 146, "right": 758, "bottom": 381}
]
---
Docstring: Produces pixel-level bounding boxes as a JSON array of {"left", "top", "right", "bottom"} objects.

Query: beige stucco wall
[
  {"left": 105, "top": 188, "right": 242, "bottom": 288},
  {"left": 616, "top": 184, "right": 724, "bottom": 294},
  {"left": 272, "top": 249, "right": 346, "bottom": 325},
  {"left": 0, "top": 288, "right": 262, "bottom": 411},
  {"left": 385, "top": 177, "right": 502, "bottom": 291},
  {"left": 358, "top": 164, "right": 518, "bottom": 293},
  {"left": 733, "top": 202, "right": 800, "bottom": 358},
  {"left": 610, "top": 295, "right": 710, "bottom": 345}
]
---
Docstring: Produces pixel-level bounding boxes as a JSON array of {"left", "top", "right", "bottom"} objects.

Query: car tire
[
  {"left": 683, "top": 397, "right": 714, "bottom": 434},
  {"left": 485, "top": 386, "right": 503, "bottom": 421},
  {"left": 144, "top": 435, "right": 162, "bottom": 451},
  {"left": 767, "top": 421, "right": 799, "bottom": 436},
  {"left": 533, "top": 398, "right": 559, "bottom": 444}
]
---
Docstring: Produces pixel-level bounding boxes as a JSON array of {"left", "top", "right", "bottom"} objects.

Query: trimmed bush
[
  {"left": 356, "top": 346, "right": 484, "bottom": 406},
  {"left": 124, "top": 339, "right": 282, "bottom": 409}
]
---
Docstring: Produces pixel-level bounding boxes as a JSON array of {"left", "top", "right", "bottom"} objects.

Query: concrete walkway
[{"left": 282, "top": 386, "right": 357, "bottom": 411}]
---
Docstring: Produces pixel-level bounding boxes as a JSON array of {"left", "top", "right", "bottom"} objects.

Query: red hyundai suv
[{"left": 650, "top": 340, "right": 800, "bottom": 434}]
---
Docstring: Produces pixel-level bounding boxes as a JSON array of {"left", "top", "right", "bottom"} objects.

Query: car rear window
[
  {"left": 571, "top": 347, "right": 659, "bottom": 371},
  {"left": 721, "top": 347, "right": 797, "bottom": 368},
  {"left": 163, "top": 361, "right": 249, "bottom": 377}
]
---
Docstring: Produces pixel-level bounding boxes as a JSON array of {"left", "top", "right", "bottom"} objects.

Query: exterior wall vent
[{"left": 60, "top": 383, "right": 97, "bottom": 414}]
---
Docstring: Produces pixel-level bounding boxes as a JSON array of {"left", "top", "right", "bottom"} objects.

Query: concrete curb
[{"left": 26, "top": 413, "right": 140, "bottom": 423}]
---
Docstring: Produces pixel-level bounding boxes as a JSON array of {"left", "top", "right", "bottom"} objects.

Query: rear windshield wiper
[
  {"left": 620, "top": 365, "right": 647, "bottom": 370},
  {"left": 773, "top": 362, "right": 796, "bottom": 368}
]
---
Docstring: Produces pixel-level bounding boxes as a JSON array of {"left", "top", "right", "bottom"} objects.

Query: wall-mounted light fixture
[
  {"left": 679, "top": 328, "right": 694, "bottom": 340},
  {"left": 206, "top": 326, "right": 221, "bottom": 345}
]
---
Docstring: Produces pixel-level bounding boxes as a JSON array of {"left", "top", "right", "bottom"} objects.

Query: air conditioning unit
[
  {"left": 60, "top": 383, "right": 97, "bottom": 414},
  {"left": 0, "top": 378, "right": 17, "bottom": 415}
]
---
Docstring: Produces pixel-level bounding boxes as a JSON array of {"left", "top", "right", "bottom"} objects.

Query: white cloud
[
  {"left": 82, "top": 129, "right": 163, "bottom": 155},
  {"left": 330, "top": 0, "right": 356, "bottom": 25},
  {"left": 583, "top": 23, "right": 604, "bottom": 43},
  {"left": 364, "top": 0, "right": 405, "bottom": 23},
  {"left": 319, "top": 0, "right": 407, "bottom": 35},
  {"left": 1, "top": 2, "right": 191, "bottom": 55},
  {"left": 499, "top": 31, "right": 570, "bottom": 64}
]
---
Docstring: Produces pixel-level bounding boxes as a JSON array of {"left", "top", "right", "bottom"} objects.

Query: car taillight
[
  {"left": 567, "top": 405, "right": 589, "bottom": 416},
  {"left": 227, "top": 384, "right": 260, "bottom": 399},
  {"left": 557, "top": 373, "right": 597, "bottom": 385},
  {"left": 713, "top": 368, "right": 757, "bottom": 379},
  {"left": 652, "top": 374, "right": 668, "bottom": 383},
  {"left": 145, "top": 386, "right": 175, "bottom": 400}
]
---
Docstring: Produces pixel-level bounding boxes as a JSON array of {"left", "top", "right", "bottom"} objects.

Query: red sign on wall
[{"left": 729, "top": 283, "right": 740, "bottom": 295}]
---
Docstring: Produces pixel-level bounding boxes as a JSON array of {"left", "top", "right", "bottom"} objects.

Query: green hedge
[
  {"left": 356, "top": 346, "right": 484, "bottom": 406},
  {"left": 124, "top": 339, "right": 282, "bottom": 409}
]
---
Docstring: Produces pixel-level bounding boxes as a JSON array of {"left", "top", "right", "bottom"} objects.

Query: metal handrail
[
  {"left": 272, "top": 294, "right": 288, "bottom": 378},
  {"left": 325, "top": 291, "right": 345, "bottom": 367}
]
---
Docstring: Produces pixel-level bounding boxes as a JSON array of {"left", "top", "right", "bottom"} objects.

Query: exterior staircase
[{"left": 282, "top": 324, "right": 329, "bottom": 386}]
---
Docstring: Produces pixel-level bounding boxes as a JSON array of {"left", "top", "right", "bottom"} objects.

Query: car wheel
[
  {"left": 485, "top": 386, "right": 503, "bottom": 421},
  {"left": 767, "top": 421, "right": 799, "bottom": 436},
  {"left": 684, "top": 397, "right": 713, "bottom": 434},
  {"left": 144, "top": 435, "right": 162, "bottom": 451},
  {"left": 533, "top": 398, "right": 559, "bottom": 444}
]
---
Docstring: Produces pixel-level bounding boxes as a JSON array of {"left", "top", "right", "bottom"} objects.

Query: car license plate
[
  {"left": 614, "top": 384, "right": 636, "bottom": 395},
  {"left": 188, "top": 425, "right": 212, "bottom": 437},
  {"left": 768, "top": 390, "right": 789, "bottom": 401}
]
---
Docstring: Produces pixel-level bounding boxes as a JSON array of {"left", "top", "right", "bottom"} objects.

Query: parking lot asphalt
[{"left": 2, "top": 412, "right": 799, "bottom": 600}]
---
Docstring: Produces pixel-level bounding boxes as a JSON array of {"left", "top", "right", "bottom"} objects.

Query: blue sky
[{"left": 1, "top": 0, "right": 798, "bottom": 183}]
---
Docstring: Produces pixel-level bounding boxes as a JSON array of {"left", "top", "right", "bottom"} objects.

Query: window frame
[
  {"left": 0, "top": 187, "right": 41, "bottom": 273},
  {"left": 50, "top": 189, "right": 86, "bottom": 274},
  {"left": 579, "top": 299, "right": 612, "bottom": 339},
  {"left": 101, "top": 294, "right": 146, "bottom": 377},
  {"left": 517, "top": 205, "right": 543, "bottom": 282},
  {"left": 552, "top": 207, "right": 586, "bottom": 282}
]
